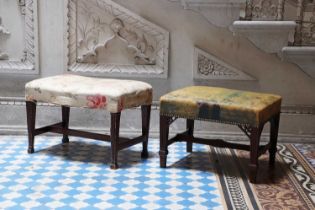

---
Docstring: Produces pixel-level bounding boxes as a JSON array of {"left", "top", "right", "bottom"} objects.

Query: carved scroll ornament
[{"left": 78, "top": 18, "right": 156, "bottom": 65}]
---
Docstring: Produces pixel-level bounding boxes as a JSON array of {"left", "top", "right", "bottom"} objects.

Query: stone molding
[
  {"left": 65, "top": 0, "right": 169, "bottom": 78},
  {"left": 193, "top": 47, "right": 255, "bottom": 80},
  {"left": 282, "top": 46, "right": 315, "bottom": 78},
  {"left": 0, "top": 0, "right": 39, "bottom": 74},
  {"left": 232, "top": 20, "right": 296, "bottom": 54},
  {"left": 169, "top": 0, "right": 246, "bottom": 28}
]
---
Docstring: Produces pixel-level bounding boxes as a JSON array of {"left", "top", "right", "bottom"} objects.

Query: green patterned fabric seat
[{"left": 160, "top": 86, "right": 282, "bottom": 127}]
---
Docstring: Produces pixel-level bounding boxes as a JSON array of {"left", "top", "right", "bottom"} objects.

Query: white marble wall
[{"left": 0, "top": 0, "right": 314, "bottom": 140}]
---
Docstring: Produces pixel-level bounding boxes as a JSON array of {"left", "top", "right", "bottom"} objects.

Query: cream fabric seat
[{"left": 25, "top": 74, "right": 153, "bottom": 113}]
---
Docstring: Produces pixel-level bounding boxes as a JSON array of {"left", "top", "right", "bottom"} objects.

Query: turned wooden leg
[
  {"left": 159, "top": 115, "right": 170, "bottom": 168},
  {"left": 141, "top": 105, "right": 151, "bottom": 159},
  {"left": 110, "top": 112, "right": 121, "bottom": 169},
  {"left": 26, "top": 101, "right": 36, "bottom": 154},
  {"left": 186, "top": 119, "right": 194, "bottom": 153},
  {"left": 249, "top": 125, "right": 263, "bottom": 183},
  {"left": 269, "top": 113, "right": 280, "bottom": 166},
  {"left": 62, "top": 106, "right": 70, "bottom": 143}
]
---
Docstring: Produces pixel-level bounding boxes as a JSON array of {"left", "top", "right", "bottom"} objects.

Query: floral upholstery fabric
[
  {"left": 25, "top": 75, "right": 153, "bottom": 113},
  {"left": 160, "top": 86, "right": 282, "bottom": 127}
]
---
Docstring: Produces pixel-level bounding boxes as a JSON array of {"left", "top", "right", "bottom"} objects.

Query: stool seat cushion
[
  {"left": 25, "top": 75, "right": 153, "bottom": 113},
  {"left": 160, "top": 86, "right": 282, "bottom": 127}
]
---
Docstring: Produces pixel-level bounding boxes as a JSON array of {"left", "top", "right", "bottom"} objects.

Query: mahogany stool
[
  {"left": 25, "top": 74, "right": 152, "bottom": 169},
  {"left": 159, "top": 86, "right": 281, "bottom": 183}
]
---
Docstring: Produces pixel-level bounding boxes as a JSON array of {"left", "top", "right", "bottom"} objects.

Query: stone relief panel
[
  {"left": 0, "top": 0, "right": 39, "bottom": 74},
  {"left": 193, "top": 47, "right": 255, "bottom": 80},
  {"left": 66, "top": 0, "right": 170, "bottom": 78}
]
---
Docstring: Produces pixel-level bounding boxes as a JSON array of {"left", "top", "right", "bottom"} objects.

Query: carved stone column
[{"left": 294, "top": 0, "right": 306, "bottom": 46}]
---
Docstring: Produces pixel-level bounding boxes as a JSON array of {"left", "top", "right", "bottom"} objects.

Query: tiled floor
[{"left": 0, "top": 136, "right": 223, "bottom": 210}]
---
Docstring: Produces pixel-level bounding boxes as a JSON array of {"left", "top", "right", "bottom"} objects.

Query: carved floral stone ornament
[
  {"left": 67, "top": 0, "right": 169, "bottom": 78},
  {"left": 193, "top": 47, "right": 255, "bottom": 80},
  {"left": 0, "top": 17, "right": 10, "bottom": 60},
  {"left": 198, "top": 54, "right": 218, "bottom": 76}
]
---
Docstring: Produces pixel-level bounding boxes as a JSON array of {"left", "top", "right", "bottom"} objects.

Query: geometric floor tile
[{"left": 0, "top": 136, "right": 223, "bottom": 210}]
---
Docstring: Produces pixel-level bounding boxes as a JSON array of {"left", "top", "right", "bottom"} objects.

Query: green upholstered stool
[{"left": 159, "top": 86, "right": 282, "bottom": 183}]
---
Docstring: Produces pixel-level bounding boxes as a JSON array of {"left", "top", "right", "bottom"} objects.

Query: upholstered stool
[
  {"left": 25, "top": 74, "right": 152, "bottom": 169},
  {"left": 159, "top": 86, "right": 281, "bottom": 183}
]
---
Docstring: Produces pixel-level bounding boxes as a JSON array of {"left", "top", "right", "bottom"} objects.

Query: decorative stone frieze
[
  {"left": 0, "top": 0, "right": 39, "bottom": 74},
  {"left": 193, "top": 47, "right": 255, "bottom": 80},
  {"left": 66, "top": 0, "right": 169, "bottom": 78}
]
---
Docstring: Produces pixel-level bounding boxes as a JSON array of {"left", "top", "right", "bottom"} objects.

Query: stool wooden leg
[
  {"left": 26, "top": 101, "right": 36, "bottom": 154},
  {"left": 159, "top": 115, "right": 170, "bottom": 168},
  {"left": 269, "top": 113, "right": 280, "bottom": 166},
  {"left": 141, "top": 105, "right": 151, "bottom": 159},
  {"left": 62, "top": 106, "right": 70, "bottom": 143},
  {"left": 110, "top": 112, "right": 121, "bottom": 169},
  {"left": 249, "top": 126, "right": 263, "bottom": 183},
  {"left": 186, "top": 119, "right": 194, "bottom": 153}
]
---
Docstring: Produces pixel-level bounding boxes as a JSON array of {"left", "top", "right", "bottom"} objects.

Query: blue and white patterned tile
[{"left": 0, "top": 136, "right": 223, "bottom": 209}]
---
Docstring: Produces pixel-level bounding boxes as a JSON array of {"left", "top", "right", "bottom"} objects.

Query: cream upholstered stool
[
  {"left": 159, "top": 86, "right": 282, "bottom": 183},
  {"left": 25, "top": 74, "right": 152, "bottom": 169}
]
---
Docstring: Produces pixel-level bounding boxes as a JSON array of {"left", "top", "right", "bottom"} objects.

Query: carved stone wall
[
  {"left": 0, "top": 0, "right": 39, "bottom": 74},
  {"left": 0, "top": 0, "right": 314, "bottom": 138},
  {"left": 66, "top": 0, "right": 169, "bottom": 78}
]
